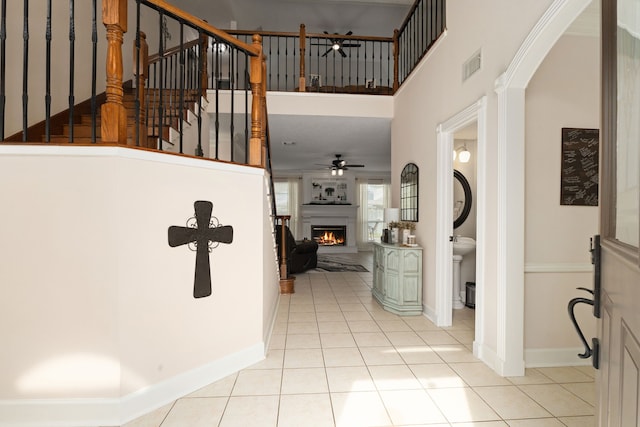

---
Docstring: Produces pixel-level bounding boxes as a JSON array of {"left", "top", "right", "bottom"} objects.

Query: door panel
[{"left": 599, "top": 0, "right": 640, "bottom": 425}]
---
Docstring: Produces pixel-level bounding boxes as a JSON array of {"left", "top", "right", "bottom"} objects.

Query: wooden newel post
[
  {"left": 299, "top": 24, "right": 306, "bottom": 92},
  {"left": 277, "top": 215, "right": 295, "bottom": 294},
  {"left": 393, "top": 29, "right": 399, "bottom": 92},
  {"left": 249, "top": 34, "right": 264, "bottom": 167},
  {"left": 102, "top": 0, "right": 128, "bottom": 144},
  {"left": 133, "top": 31, "right": 149, "bottom": 147}
]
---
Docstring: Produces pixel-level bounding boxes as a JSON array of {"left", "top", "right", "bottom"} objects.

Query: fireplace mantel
[{"left": 301, "top": 204, "right": 358, "bottom": 253}]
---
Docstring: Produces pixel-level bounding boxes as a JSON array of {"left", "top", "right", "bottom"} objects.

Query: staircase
[{"left": 44, "top": 84, "right": 202, "bottom": 149}]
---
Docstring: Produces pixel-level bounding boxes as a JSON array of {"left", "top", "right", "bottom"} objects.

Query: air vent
[{"left": 463, "top": 50, "right": 481, "bottom": 82}]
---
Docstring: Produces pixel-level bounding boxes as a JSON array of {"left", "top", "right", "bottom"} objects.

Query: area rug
[{"left": 315, "top": 255, "right": 369, "bottom": 272}]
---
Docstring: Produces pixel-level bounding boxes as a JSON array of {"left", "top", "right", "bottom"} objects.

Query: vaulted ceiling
[{"left": 175, "top": 0, "right": 412, "bottom": 36}]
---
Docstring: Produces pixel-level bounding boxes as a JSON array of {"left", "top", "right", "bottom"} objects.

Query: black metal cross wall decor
[{"left": 168, "top": 201, "right": 234, "bottom": 298}]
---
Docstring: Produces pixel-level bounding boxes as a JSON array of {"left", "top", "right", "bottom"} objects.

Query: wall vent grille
[{"left": 463, "top": 50, "right": 482, "bottom": 82}]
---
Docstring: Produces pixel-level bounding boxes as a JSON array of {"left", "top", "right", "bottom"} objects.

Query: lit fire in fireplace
[{"left": 317, "top": 231, "right": 345, "bottom": 246}]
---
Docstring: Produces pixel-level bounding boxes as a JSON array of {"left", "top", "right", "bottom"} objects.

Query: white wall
[
  {"left": 0, "top": 146, "right": 279, "bottom": 425},
  {"left": 392, "top": 0, "right": 555, "bottom": 354},
  {"left": 524, "top": 34, "right": 598, "bottom": 359}
]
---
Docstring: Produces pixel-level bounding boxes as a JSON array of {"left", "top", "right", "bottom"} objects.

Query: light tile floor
[{"left": 124, "top": 254, "right": 595, "bottom": 427}]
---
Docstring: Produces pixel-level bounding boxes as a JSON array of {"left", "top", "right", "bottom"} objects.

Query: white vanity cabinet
[{"left": 372, "top": 242, "right": 423, "bottom": 315}]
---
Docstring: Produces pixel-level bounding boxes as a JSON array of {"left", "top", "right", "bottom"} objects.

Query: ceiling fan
[
  {"left": 316, "top": 154, "right": 365, "bottom": 175},
  {"left": 312, "top": 31, "right": 362, "bottom": 57}
]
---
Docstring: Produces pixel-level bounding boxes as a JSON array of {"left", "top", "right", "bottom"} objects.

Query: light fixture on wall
[{"left": 453, "top": 145, "right": 471, "bottom": 163}]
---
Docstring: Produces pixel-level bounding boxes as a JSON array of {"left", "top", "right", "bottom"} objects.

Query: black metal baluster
[
  {"left": 441, "top": 0, "right": 446, "bottom": 34},
  {"left": 215, "top": 38, "right": 220, "bottom": 160},
  {"left": 0, "top": 0, "right": 6, "bottom": 140},
  {"left": 292, "top": 36, "right": 296, "bottom": 92},
  {"left": 195, "top": 30, "right": 203, "bottom": 157},
  {"left": 68, "top": 0, "right": 75, "bottom": 143},
  {"left": 44, "top": 0, "right": 51, "bottom": 142},
  {"left": 285, "top": 36, "right": 289, "bottom": 91},
  {"left": 356, "top": 40, "right": 360, "bottom": 87},
  {"left": 244, "top": 55, "right": 248, "bottom": 163},
  {"left": 386, "top": 40, "right": 390, "bottom": 90},
  {"left": 158, "top": 13, "right": 164, "bottom": 151},
  {"left": 431, "top": 0, "right": 436, "bottom": 45},
  {"left": 91, "top": 0, "right": 97, "bottom": 143},
  {"left": 178, "top": 23, "right": 184, "bottom": 153},
  {"left": 22, "top": 0, "right": 28, "bottom": 141},
  {"left": 134, "top": 0, "right": 141, "bottom": 146},
  {"left": 230, "top": 47, "right": 235, "bottom": 161},
  {"left": 278, "top": 36, "right": 282, "bottom": 91}
]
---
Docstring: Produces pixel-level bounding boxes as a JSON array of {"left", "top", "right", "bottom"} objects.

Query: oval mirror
[{"left": 453, "top": 169, "right": 472, "bottom": 229}]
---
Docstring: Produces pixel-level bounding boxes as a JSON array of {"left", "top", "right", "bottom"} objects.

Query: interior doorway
[{"left": 435, "top": 97, "right": 487, "bottom": 359}]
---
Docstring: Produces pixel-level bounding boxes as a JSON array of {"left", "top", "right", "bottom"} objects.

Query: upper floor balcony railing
[
  {"left": 0, "top": 0, "right": 445, "bottom": 151},
  {"left": 215, "top": 0, "right": 446, "bottom": 95}
]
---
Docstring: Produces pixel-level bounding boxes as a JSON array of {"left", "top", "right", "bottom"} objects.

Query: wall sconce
[{"left": 453, "top": 145, "right": 471, "bottom": 163}]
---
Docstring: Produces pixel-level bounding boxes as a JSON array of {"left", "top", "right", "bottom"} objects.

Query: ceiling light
[
  {"left": 338, "top": 168, "right": 343, "bottom": 176},
  {"left": 459, "top": 146, "right": 471, "bottom": 163},
  {"left": 332, "top": 42, "right": 340, "bottom": 50},
  {"left": 453, "top": 145, "right": 471, "bottom": 163},
  {"left": 331, "top": 168, "right": 337, "bottom": 176}
]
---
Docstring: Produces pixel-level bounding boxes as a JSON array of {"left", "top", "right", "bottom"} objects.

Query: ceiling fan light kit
[
  {"left": 311, "top": 31, "right": 362, "bottom": 58},
  {"left": 319, "top": 154, "right": 365, "bottom": 175}
]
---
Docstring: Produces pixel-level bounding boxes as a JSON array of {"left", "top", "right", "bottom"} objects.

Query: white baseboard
[
  {"left": 422, "top": 304, "right": 437, "bottom": 324},
  {"left": 0, "top": 343, "right": 264, "bottom": 427},
  {"left": 474, "top": 342, "right": 503, "bottom": 373},
  {"left": 525, "top": 347, "right": 593, "bottom": 368}
]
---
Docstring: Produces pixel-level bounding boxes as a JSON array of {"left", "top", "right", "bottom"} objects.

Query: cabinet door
[
  {"left": 372, "top": 245, "right": 385, "bottom": 295},
  {"left": 385, "top": 249, "right": 400, "bottom": 303},
  {"left": 400, "top": 250, "right": 421, "bottom": 305}
]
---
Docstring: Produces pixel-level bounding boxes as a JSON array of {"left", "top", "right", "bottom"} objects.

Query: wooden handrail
[
  {"left": 147, "top": 38, "right": 200, "bottom": 64},
  {"left": 141, "top": 0, "right": 260, "bottom": 56},
  {"left": 226, "top": 28, "right": 393, "bottom": 44}
]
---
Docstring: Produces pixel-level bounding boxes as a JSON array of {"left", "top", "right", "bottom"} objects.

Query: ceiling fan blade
[
  {"left": 338, "top": 48, "right": 347, "bottom": 58},
  {"left": 341, "top": 43, "right": 361, "bottom": 48},
  {"left": 322, "top": 48, "right": 333, "bottom": 57},
  {"left": 347, "top": 164, "right": 365, "bottom": 167},
  {"left": 345, "top": 31, "right": 353, "bottom": 36}
]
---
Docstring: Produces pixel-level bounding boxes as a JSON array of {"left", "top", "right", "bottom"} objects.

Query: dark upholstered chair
[{"left": 275, "top": 225, "right": 319, "bottom": 274}]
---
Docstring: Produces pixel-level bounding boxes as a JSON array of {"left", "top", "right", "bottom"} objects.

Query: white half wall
[{"left": 0, "top": 145, "right": 279, "bottom": 426}]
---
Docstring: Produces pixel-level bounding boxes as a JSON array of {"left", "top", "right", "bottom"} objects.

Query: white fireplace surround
[{"left": 301, "top": 204, "right": 358, "bottom": 253}]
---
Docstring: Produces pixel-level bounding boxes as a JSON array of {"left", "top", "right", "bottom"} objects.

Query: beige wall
[
  {"left": 0, "top": 147, "right": 278, "bottom": 417},
  {"left": 392, "top": 0, "right": 554, "bottom": 352},
  {"left": 524, "top": 34, "right": 599, "bottom": 352}
]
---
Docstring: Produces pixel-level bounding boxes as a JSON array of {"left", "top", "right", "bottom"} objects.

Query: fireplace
[
  {"left": 312, "top": 225, "right": 347, "bottom": 246},
  {"left": 302, "top": 204, "right": 357, "bottom": 253}
]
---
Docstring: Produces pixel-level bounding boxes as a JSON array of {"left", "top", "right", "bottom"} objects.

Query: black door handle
[{"left": 567, "top": 288, "right": 594, "bottom": 359}]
